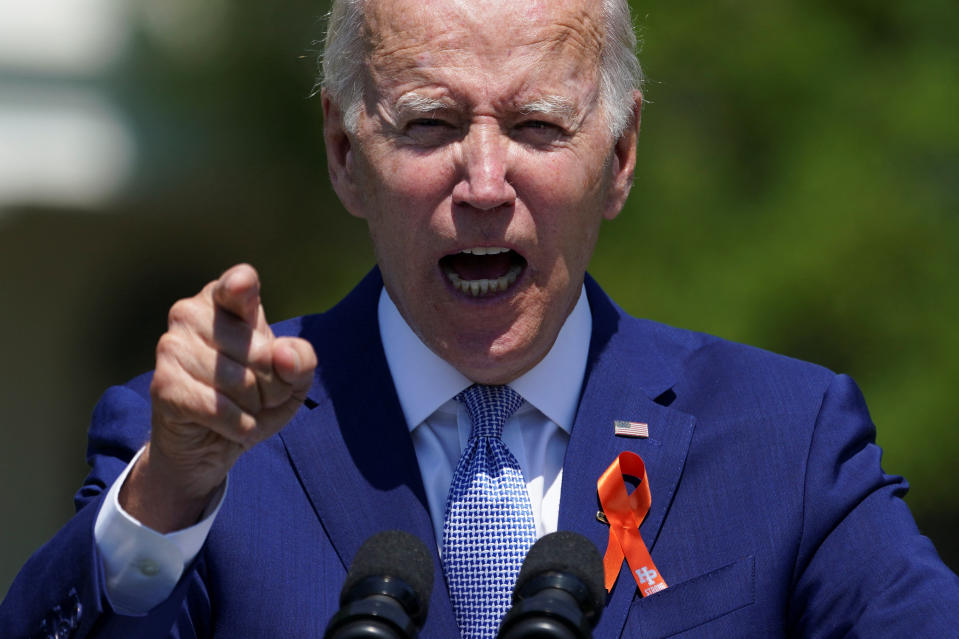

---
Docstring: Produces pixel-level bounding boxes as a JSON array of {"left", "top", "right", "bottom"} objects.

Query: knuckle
[
  {"left": 245, "top": 355, "right": 275, "bottom": 383},
  {"left": 241, "top": 372, "right": 261, "bottom": 399},
  {"left": 149, "top": 374, "right": 181, "bottom": 414},
  {"left": 248, "top": 332, "right": 274, "bottom": 361},
  {"left": 154, "top": 333, "right": 180, "bottom": 359},
  {"left": 150, "top": 357, "right": 177, "bottom": 392},
  {"left": 167, "top": 298, "right": 196, "bottom": 326}
]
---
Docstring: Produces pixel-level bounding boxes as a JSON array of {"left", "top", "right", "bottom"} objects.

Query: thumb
[{"left": 273, "top": 337, "right": 318, "bottom": 395}]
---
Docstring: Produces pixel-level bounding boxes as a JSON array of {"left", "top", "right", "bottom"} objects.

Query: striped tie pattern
[{"left": 442, "top": 384, "right": 537, "bottom": 639}]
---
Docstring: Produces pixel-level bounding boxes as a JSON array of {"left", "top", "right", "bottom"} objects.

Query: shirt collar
[{"left": 378, "top": 286, "right": 591, "bottom": 434}]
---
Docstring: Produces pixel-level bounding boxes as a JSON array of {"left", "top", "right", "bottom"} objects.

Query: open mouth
[{"left": 440, "top": 247, "right": 527, "bottom": 297}]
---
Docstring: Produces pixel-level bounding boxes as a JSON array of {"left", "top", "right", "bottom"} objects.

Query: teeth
[
  {"left": 444, "top": 264, "right": 522, "bottom": 297},
  {"left": 461, "top": 246, "right": 509, "bottom": 256}
]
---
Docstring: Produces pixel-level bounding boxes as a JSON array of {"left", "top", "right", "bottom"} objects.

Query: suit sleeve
[
  {"left": 0, "top": 381, "right": 212, "bottom": 639},
  {"left": 788, "top": 374, "right": 959, "bottom": 637}
]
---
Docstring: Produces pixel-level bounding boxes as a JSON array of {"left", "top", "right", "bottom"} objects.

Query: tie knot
[{"left": 456, "top": 384, "right": 523, "bottom": 439}]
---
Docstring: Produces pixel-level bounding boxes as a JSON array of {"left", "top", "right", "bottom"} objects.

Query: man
[{"left": 2, "top": 0, "right": 957, "bottom": 636}]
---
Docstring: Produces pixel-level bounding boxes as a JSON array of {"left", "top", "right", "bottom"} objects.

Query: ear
[
  {"left": 603, "top": 90, "right": 643, "bottom": 221},
  {"left": 322, "top": 90, "right": 366, "bottom": 219}
]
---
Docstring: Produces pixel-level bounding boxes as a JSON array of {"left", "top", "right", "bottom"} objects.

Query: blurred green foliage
[
  {"left": 1, "top": 0, "right": 956, "bottom": 596},
  {"left": 597, "top": 0, "right": 959, "bottom": 521}
]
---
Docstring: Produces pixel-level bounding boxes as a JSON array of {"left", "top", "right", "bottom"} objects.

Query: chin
[
  {"left": 457, "top": 362, "right": 526, "bottom": 386},
  {"left": 446, "top": 334, "right": 545, "bottom": 385}
]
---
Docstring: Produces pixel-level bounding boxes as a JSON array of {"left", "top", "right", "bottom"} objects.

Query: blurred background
[{"left": 1, "top": 0, "right": 956, "bottom": 598}]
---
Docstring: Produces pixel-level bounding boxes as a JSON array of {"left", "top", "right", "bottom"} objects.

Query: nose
[{"left": 451, "top": 123, "right": 516, "bottom": 210}]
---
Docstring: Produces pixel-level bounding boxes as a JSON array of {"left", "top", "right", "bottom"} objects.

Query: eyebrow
[
  {"left": 394, "top": 93, "right": 452, "bottom": 114},
  {"left": 392, "top": 92, "right": 578, "bottom": 120},
  {"left": 518, "top": 95, "right": 577, "bottom": 120}
]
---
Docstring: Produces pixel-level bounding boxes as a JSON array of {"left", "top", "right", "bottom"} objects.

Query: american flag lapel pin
[{"left": 614, "top": 420, "right": 649, "bottom": 438}]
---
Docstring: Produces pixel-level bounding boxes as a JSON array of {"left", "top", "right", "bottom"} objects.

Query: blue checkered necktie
[{"left": 442, "top": 384, "right": 537, "bottom": 639}]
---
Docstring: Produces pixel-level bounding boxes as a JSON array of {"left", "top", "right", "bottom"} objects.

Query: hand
[{"left": 119, "top": 264, "right": 318, "bottom": 532}]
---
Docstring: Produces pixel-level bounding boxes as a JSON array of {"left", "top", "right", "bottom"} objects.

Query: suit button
[
  {"left": 55, "top": 618, "right": 73, "bottom": 637},
  {"left": 135, "top": 558, "right": 160, "bottom": 576},
  {"left": 66, "top": 587, "right": 82, "bottom": 625}
]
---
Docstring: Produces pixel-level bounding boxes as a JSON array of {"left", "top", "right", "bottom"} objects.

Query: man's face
[{"left": 324, "top": 0, "right": 639, "bottom": 384}]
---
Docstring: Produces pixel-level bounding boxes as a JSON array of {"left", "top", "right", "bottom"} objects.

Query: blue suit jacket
[{"left": 3, "top": 269, "right": 958, "bottom": 638}]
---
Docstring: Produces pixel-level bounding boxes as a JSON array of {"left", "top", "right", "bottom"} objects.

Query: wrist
[{"left": 119, "top": 443, "right": 225, "bottom": 533}]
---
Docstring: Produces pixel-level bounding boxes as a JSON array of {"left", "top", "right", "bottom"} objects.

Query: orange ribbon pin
[{"left": 597, "top": 451, "right": 667, "bottom": 596}]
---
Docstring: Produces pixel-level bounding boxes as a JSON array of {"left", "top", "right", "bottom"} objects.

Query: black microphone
[
  {"left": 497, "top": 531, "right": 606, "bottom": 639},
  {"left": 323, "top": 530, "right": 434, "bottom": 639}
]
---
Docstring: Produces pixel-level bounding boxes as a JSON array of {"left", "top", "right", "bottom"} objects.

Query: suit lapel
[
  {"left": 277, "top": 269, "right": 458, "bottom": 635},
  {"left": 275, "top": 272, "right": 696, "bottom": 637},
  {"left": 560, "top": 277, "right": 696, "bottom": 636}
]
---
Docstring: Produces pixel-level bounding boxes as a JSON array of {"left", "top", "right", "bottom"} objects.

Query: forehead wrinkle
[
  {"left": 361, "top": 0, "right": 605, "bottom": 123},
  {"left": 364, "top": 1, "right": 473, "bottom": 77},
  {"left": 546, "top": 9, "right": 604, "bottom": 51},
  {"left": 530, "top": 13, "right": 603, "bottom": 81},
  {"left": 364, "top": 0, "right": 604, "bottom": 73}
]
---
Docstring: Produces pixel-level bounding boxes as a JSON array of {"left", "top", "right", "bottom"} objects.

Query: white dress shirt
[
  {"left": 93, "top": 284, "right": 592, "bottom": 613},
  {"left": 378, "top": 286, "right": 591, "bottom": 545}
]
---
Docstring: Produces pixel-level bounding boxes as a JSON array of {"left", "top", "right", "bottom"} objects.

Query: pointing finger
[{"left": 212, "top": 264, "right": 262, "bottom": 327}]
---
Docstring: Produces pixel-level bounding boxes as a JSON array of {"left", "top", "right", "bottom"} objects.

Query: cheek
[
  {"left": 366, "top": 157, "right": 457, "bottom": 260},
  {"left": 352, "top": 129, "right": 457, "bottom": 210},
  {"left": 379, "top": 150, "right": 458, "bottom": 205},
  {"left": 359, "top": 151, "right": 456, "bottom": 279},
  {"left": 515, "top": 158, "right": 608, "bottom": 282},
  {"left": 517, "top": 154, "right": 609, "bottom": 229},
  {"left": 514, "top": 142, "right": 611, "bottom": 204}
]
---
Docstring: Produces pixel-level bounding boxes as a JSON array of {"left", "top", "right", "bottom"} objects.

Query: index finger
[{"left": 212, "top": 264, "right": 261, "bottom": 327}]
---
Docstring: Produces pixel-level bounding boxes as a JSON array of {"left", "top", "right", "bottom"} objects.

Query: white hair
[{"left": 318, "top": 0, "right": 643, "bottom": 138}]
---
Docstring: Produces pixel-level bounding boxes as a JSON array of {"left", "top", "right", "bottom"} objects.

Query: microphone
[
  {"left": 323, "top": 530, "right": 434, "bottom": 639},
  {"left": 497, "top": 531, "right": 606, "bottom": 639}
]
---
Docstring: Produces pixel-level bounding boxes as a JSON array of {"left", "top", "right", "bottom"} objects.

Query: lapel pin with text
[{"left": 614, "top": 420, "right": 648, "bottom": 438}]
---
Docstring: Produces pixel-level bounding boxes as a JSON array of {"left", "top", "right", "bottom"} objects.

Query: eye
[
  {"left": 513, "top": 120, "right": 566, "bottom": 145},
  {"left": 404, "top": 118, "right": 460, "bottom": 146},
  {"left": 409, "top": 118, "right": 448, "bottom": 128},
  {"left": 518, "top": 120, "right": 555, "bottom": 129}
]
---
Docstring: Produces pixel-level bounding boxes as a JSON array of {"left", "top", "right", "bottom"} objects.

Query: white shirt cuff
[{"left": 93, "top": 446, "right": 227, "bottom": 614}]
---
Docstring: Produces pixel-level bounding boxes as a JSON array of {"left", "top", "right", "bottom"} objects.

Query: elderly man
[{"left": 3, "top": 0, "right": 957, "bottom": 637}]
